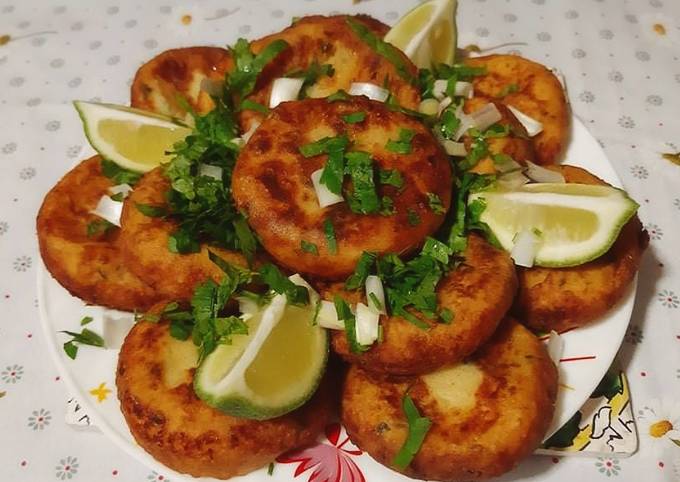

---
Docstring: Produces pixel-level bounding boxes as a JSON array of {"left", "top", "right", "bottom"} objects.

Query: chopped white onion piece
[
  {"left": 348, "top": 82, "right": 389, "bottom": 102},
  {"left": 452, "top": 113, "right": 475, "bottom": 141},
  {"left": 511, "top": 229, "right": 541, "bottom": 268},
  {"left": 108, "top": 184, "right": 133, "bottom": 198},
  {"left": 432, "top": 79, "right": 448, "bottom": 100},
  {"left": 243, "top": 121, "right": 260, "bottom": 142},
  {"left": 365, "top": 275, "right": 386, "bottom": 315},
  {"left": 317, "top": 300, "right": 345, "bottom": 330},
  {"left": 90, "top": 195, "right": 123, "bottom": 227},
  {"left": 507, "top": 105, "right": 543, "bottom": 137},
  {"left": 443, "top": 140, "right": 467, "bottom": 157},
  {"left": 355, "top": 302, "right": 380, "bottom": 346},
  {"left": 199, "top": 78, "right": 224, "bottom": 96},
  {"left": 102, "top": 313, "right": 135, "bottom": 350},
  {"left": 437, "top": 96, "right": 453, "bottom": 117},
  {"left": 469, "top": 103, "right": 503, "bottom": 132},
  {"left": 494, "top": 157, "right": 523, "bottom": 174},
  {"left": 237, "top": 295, "right": 261, "bottom": 317},
  {"left": 198, "top": 163, "right": 223, "bottom": 180},
  {"left": 454, "top": 81, "right": 474, "bottom": 99},
  {"left": 288, "top": 273, "right": 320, "bottom": 305},
  {"left": 418, "top": 98, "right": 439, "bottom": 116},
  {"left": 310, "top": 168, "right": 344, "bottom": 208},
  {"left": 269, "top": 77, "right": 305, "bottom": 108},
  {"left": 525, "top": 160, "right": 566, "bottom": 183},
  {"left": 546, "top": 331, "right": 564, "bottom": 365},
  {"left": 497, "top": 170, "right": 530, "bottom": 190}
]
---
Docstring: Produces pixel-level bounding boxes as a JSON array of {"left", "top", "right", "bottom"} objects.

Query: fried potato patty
[
  {"left": 513, "top": 165, "right": 648, "bottom": 333},
  {"left": 130, "top": 46, "right": 232, "bottom": 119},
  {"left": 118, "top": 167, "right": 248, "bottom": 301},
  {"left": 321, "top": 234, "right": 517, "bottom": 375},
  {"left": 342, "top": 319, "right": 557, "bottom": 481},
  {"left": 36, "top": 156, "right": 161, "bottom": 311},
  {"left": 464, "top": 55, "right": 569, "bottom": 165},
  {"left": 117, "top": 319, "right": 335, "bottom": 479},
  {"left": 235, "top": 15, "right": 420, "bottom": 131},
  {"left": 232, "top": 97, "right": 452, "bottom": 280}
]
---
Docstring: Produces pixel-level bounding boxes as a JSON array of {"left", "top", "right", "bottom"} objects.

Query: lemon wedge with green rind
[
  {"left": 384, "top": 0, "right": 458, "bottom": 68},
  {"left": 194, "top": 294, "right": 328, "bottom": 420},
  {"left": 469, "top": 183, "right": 639, "bottom": 267},
  {"left": 74, "top": 101, "right": 192, "bottom": 173}
]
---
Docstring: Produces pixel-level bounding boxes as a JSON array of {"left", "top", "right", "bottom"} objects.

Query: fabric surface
[{"left": 0, "top": 0, "right": 679, "bottom": 481}]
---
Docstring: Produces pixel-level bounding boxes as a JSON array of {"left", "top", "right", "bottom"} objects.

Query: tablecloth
[{"left": 1, "top": 0, "right": 679, "bottom": 481}]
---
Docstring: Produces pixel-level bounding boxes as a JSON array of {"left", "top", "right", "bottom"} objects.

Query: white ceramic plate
[{"left": 38, "top": 115, "right": 636, "bottom": 481}]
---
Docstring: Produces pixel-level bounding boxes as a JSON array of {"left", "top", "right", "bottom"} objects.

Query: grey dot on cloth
[
  {"left": 475, "top": 27, "right": 489, "bottom": 37},
  {"left": 107, "top": 55, "right": 120, "bottom": 65},
  {"left": 646, "top": 94, "right": 663, "bottom": 106},
  {"left": 238, "top": 25, "right": 251, "bottom": 35},
  {"left": 271, "top": 9, "right": 284, "bottom": 18},
  {"left": 636, "top": 51, "right": 650, "bottom": 61},
  {"left": 159, "top": 5, "right": 171, "bottom": 14},
  {"left": 504, "top": 13, "right": 517, "bottom": 22},
  {"left": 385, "top": 11, "right": 399, "bottom": 20},
  {"left": 2, "top": 5, "right": 15, "bottom": 13},
  {"left": 537, "top": 32, "right": 551, "bottom": 41},
  {"left": 68, "top": 77, "right": 82, "bottom": 88},
  {"left": 609, "top": 70, "right": 623, "bottom": 82},
  {"left": 599, "top": 29, "right": 614, "bottom": 40},
  {"left": 125, "top": 19, "right": 137, "bottom": 28},
  {"left": 650, "top": 0, "right": 663, "bottom": 7},
  {"left": 31, "top": 37, "right": 46, "bottom": 47},
  {"left": 89, "top": 40, "right": 102, "bottom": 49},
  {"left": 50, "top": 58, "right": 65, "bottom": 68},
  {"left": 26, "top": 98, "right": 41, "bottom": 107},
  {"left": 625, "top": 14, "right": 638, "bottom": 23},
  {"left": 53, "top": 5, "right": 66, "bottom": 14},
  {"left": 144, "top": 39, "right": 158, "bottom": 49},
  {"left": 2, "top": 142, "right": 17, "bottom": 154},
  {"left": 572, "top": 48, "right": 586, "bottom": 59},
  {"left": 565, "top": 10, "right": 578, "bottom": 19},
  {"left": 71, "top": 21, "right": 84, "bottom": 31},
  {"left": 107, "top": 6, "right": 119, "bottom": 14},
  {"left": 9, "top": 77, "right": 24, "bottom": 87},
  {"left": 17, "top": 20, "right": 30, "bottom": 29}
]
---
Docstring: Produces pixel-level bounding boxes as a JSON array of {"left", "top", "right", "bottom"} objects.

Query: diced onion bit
[
  {"left": 355, "top": 302, "right": 380, "bottom": 346},
  {"left": 103, "top": 314, "right": 135, "bottom": 350},
  {"left": 453, "top": 113, "right": 475, "bottom": 141},
  {"left": 507, "top": 105, "right": 544, "bottom": 137},
  {"left": 525, "top": 160, "right": 566, "bottom": 183},
  {"left": 317, "top": 300, "right": 345, "bottom": 330},
  {"left": 546, "top": 331, "right": 564, "bottom": 365},
  {"left": 454, "top": 81, "right": 474, "bottom": 99},
  {"left": 348, "top": 82, "right": 389, "bottom": 102},
  {"left": 269, "top": 77, "right": 305, "bottom": 108},
  {"left": 90, "top": 195, "right": 124, "bottom": 227},
  {"left": 108, "top": 183, "right": 133, "bottom": 198},
  {"left": 443, "top": 140, "right": 467, "bottom": 157},
  {"left": 198, "top": 163, "right": 223, "bottom": 180},
  {"left": 494, "top": 157, "right": 523, "bottom": 173},
  {"left": 365, "top": 275, "right": 386, "bottom": 315},
  {"left": 236, "top": 296, "right": 260, "bottom": 317},
  {"left": 468, "top": 103, "right": 503, "bottom": 132},
  {"left": 418, "top": 98, "right": 439, "bottom": 116},
  {"left": 242, "top": 121, "right": 261, "bottom": 143},
  {"left": 311, "top": 168, "right": 344, "bottom": 208},
  {"left": 288, "top": 273, "right": 320, "bottom": 304},
  {"left": 199, "top": 78, "right": 224, "bottom": 96},
  {"left": 510, "top": 229, "right": 541, "bottom": 268},
  {"left": 497, "top": 170, "right": 530, "bottom": 190},
  {"left": 437, "top": 96, "right": 453, "bottom": 117},
  {"left": 432, "top": 79, "right": 448, "bottom": 100}
]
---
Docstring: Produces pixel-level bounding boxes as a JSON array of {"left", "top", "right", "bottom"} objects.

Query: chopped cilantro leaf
[
  {"left": 320, "top": 137, "right": 349, "bottom": 195},
  {"left": 345, "top": 251, "right": 377, "bottom": 290},
  {"left": 301, "top": 240, "right": 319, "bottom": 255},
  {"left": 345, "top": 151, "right": 380, "bottom": 214},
  {"left": 426, "top": 192, "right": 446, "bottom": 215},
  {"left": 228, "top": 38, "right": 289, "bottom": 101},
  {"left": 258, "top": 264, "right": 309, "bottom": 305},
  {"left": 380, "top": 196, "right": 395, "bottom": 216},
  {"left": 379, "top": 169, "right": 404, "bottom": 189},
  {"left": 80, "top": 316, "right": 93, "bottom": 326},
  {"left": 421, "top": 237, "right": 453, "bottom": 265},
  {"left": 268, "top": 463, "right": 275, "bottom": 476},
  {"left": 482, "top": 123, "right": 510, "bottom": 138},
  {"left": 286, "top": 61, "right": 335, "bottom": 97},
  {"left": 323, "top": 218, "right": 338, "bottom": 255},
  {"left": 496, "top": 83, "right": 519, "bottom": 97},
  {"left": 109, "top": 192, "right": 125, "bottom": 202},
  {"left": 407, "top": 208, "right": 421, "bottom": 226},
  {"left": 86, "top": 219, "right": 115, "bottom": 237},
  {"left": 439, "top": 108, "right": 461, "bottom": 140},
  {"left": 168, "top": 227, "right": 200, "bottom": 253},
  {"left": 369, "top": 292, "right": 384, "bottom": 311},
  {"left": 63, "top": 341, "right": 78, "bottom": 360},
  {"left": 333, "top": 295, "right": 369, "bottom": 353},
  {"left": 327, "top": 90, "right": 350, "bottom": 102},
  {"left": 342, "top": 111, "right": 366, "bottom": 124},
  {"left": 61, "top": 328, "right": 105, "bottom": 359},
  {"left": 100, "top": 158, "right": 141, "bottom": 186},
  {"left": 439, "top": 307, "right": 454, "bottom": 324},
  {"left": 386, "top": 128, "right": 416, "bottom": 154},
  {"left": 240, "top": 99, "right": 269, "bottom": 113},
  {"left": 134, "top": 202, "right": 167, "bottom": 218},
  {"left": 393, "top": 395, "right": 432, "bottom": 469}
]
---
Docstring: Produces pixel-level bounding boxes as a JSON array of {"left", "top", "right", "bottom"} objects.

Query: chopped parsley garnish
[
  {"left": 80, "top": 316, "right": 93, "bottom": 326},
  {"left": 86, "top": 219, "right": 115, "bottom": 237},
  {"left": 109, "top": 192, "right": 125, "bottom": 202},
  {"left": 342, "top": 111, "right": 366, "bottom": 124},
  {"left": 345, "top": 151, "right": 380, "bottom": 214},
  {"left": 380, "top": 196, "right": 395, "bottom": 216},
  {"left": 393, "top": 394, "right": 432, "bottom": 469},
  {"left": 346, "top": 18, "right": 414, "bottom": 83},
  {"left": 333, "top": 295, "right": 369, "bottom": 354},
  {"left": 439, "top": 108, "right": 462, "bottom": 140},
  {"left": 327, "top": 90, "right": 350, "bottom": 102},
  {"left": 228, "top": 38, "right": 289, "bottom": 102},
  {"left": 407, "top": 208, "right": 421, "bottom": 226},
  {"left": 267, "top": 463, "right": 275, "bottom": 476},
  {"left": 240, "top": 99, "right": 270, "bottom": 113},
  {"left": 497, "top": 83, "right": 519, "bottom": 97},
  {"left": 301, "top": 240, "right": 319, "bottom": 255},
  {"left": 386, "top": 128, "right": 416, "bottom": 154},
  {"left": 379, "top": 169, "right": 404, "bottom": 189},
  {"left": 426, "top": 193, "right": 446, "bottom": 214},
  {"left": 323, "top": 218, "right": 338, "bottom": 255},
  {"left": 100, "top": 158, "right": 141, "bottom": 186},
  {"left": 286, "top": 61, "right": 335, "bottom": 97},
  {"left": 439, "top": 307, "right": 454, "bottom": 324},
  {"left": 369, "top": 292, "right": 384, "bottom": 311},
  {"left": 134, "top": 203, "right": 167, "bottom": 218},
  {"left": 258, "top": 263, "right": 310, "bottom": 305},
  {"left": 421, "top": 237, "right": 453, "bottom": 265},
  {"left": 418, "top": 63, "right": 486, "bottom": 100},
  {"left": 345, "top": 251, "right": 377, "bottom": 290},
  {"left": 61, "top": 327, "right": 105, "bottom": 360}
]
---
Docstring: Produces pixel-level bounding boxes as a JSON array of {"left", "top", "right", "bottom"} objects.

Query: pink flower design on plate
[{"left": 277, "top": 423, "right": 365, "bottom": 482}]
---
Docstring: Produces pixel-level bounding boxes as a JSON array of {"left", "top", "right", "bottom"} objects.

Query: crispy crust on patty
[
  {"left": 130, "top": 46, "right": 232, "bottom": 119},
  {"left": 464, "top": 55, "right": 569, "bottom": 165},
  {"left": 36, "top": 156, "right": 161, "bottom": 311},
  {"left": 322, "top": 234, "right": 517, "bottom": 375},
  {"left": 117, "top": 320, "right": 335, "bottom": 479},
  {"left": 118, "top": 167, "right": 248, "bottom": 301},
  {"left": 341, "top": 319, "right": 557, "bottom": 481},
  {"left": 513, "top": 165, "right": 648, "bottom": 332},
  {"left": 232, "top": 97, "right": 452, "bottom": 280}
]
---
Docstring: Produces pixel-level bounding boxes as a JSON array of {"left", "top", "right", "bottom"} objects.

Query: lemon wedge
[
  {"left": 469, "top": 183, "right": 639, "bottom": 267},
  {"left": 193, "top": 294, "right": 328, "bottom": 420},
  {"left": 74, "top": 101, "right": 192, "bottom": 173},
  {"left": 384, "top": 0, "right": 458, "bottom": 68}
]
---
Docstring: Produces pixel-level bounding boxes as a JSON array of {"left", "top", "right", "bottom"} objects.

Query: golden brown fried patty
[
  {"left": 130, "top": 46, "right": 232, "bottom": 119},
  {"left": 234, "top": 15, "right": 420, "bottom": 131},
  {"left": 118, "top": 167, "right": 248, "bottom": 301},
  {"left": 464, "top": 55, "right": 569, "bottom": 165},
  {"left": 232, "top": 97, "right": 452, "bottom": 280},
  {"left": 36, "top": 156, "right": 161, "bottom": 311},
  {"left": 513, "top": 165, "right": 648, "bottom": 333},
  {"left": 117, "top": 320, "right": 335, "bottom": 479},
  {"left": 321, "top": 234, "right": 517, "bottom": 375},
  {"left": 342, "top": 319, "right": 557, "bottom": 481}
]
